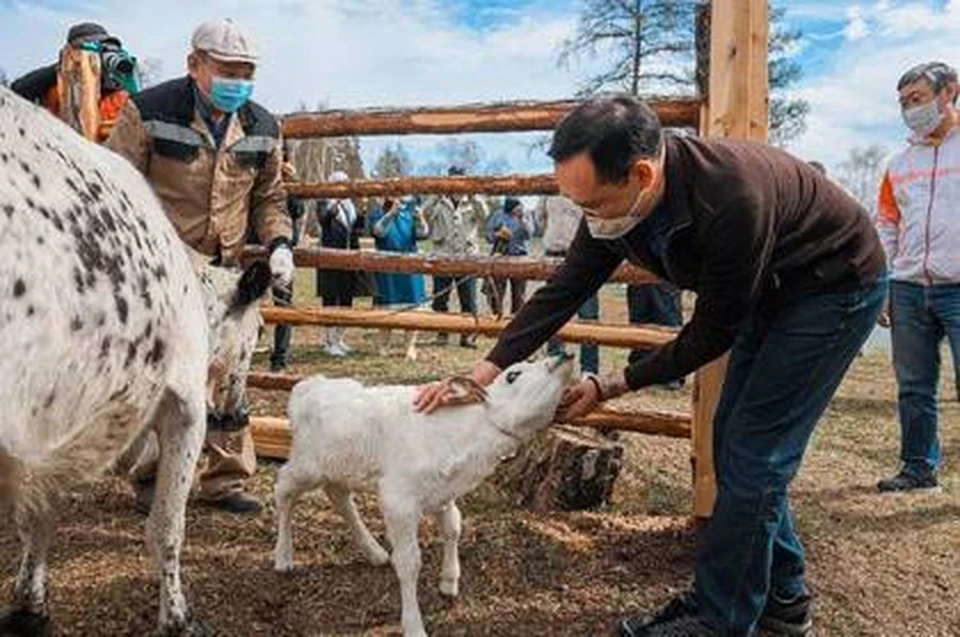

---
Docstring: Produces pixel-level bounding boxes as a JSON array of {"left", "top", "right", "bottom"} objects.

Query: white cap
[
  {"left": 191, "top": 19, "right": 257, "bottom": 64},
  {"left": 329, "top": 171, "right": 349, "bottom": 183}
]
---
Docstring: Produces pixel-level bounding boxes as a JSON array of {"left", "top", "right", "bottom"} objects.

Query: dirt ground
[{"left": 1, "top": 283, "right": 958, "bottom": 636}]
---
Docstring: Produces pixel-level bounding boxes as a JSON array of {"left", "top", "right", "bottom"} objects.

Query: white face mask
[
  {"left": 902, "top": 99, "right": 945, "bottom": 137},
  {"left": 584, "top": 187, "right": 646, "bottom": 240}
]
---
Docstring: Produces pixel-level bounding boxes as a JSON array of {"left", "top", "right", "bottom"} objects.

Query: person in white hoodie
[
  {"left": 875, "top": 61, "right": 958, "bottom": 492},
  {"left": 315, "top": 171, "right": 363, "bottom": 357}
]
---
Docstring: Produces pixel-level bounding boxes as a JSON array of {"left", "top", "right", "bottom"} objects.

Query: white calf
[{"left": 274, "top": 354, "right": 574, "bottom": 637}]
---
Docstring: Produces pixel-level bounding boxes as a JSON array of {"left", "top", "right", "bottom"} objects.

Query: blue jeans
[
  {"left": 432, "top": 275, "right": 477, "bottom": 315},
  {"left": 546, "top": 293, "right": 600, "bottom": 374},
  {"left": 890, "top": 281, "right": 960, "bottom": 476},
  {"left": 696, "top": 275, "right": 885, "bottom": 635}
]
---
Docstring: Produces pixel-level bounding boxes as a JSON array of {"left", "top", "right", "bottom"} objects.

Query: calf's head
[
  {"left": 195, "top": 259, "right": 271, "bottom": 420},
  {"left": 483, "top": 353, "right": 576, "bottom": 434}
]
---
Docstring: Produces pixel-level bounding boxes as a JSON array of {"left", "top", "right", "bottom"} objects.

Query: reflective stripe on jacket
[{"left": 105, "top": 76, "right": 290, "bottom": 264}]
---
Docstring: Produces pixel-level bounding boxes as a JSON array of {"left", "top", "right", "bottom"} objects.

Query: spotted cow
[{"left": 0, "top": 85, "right": 268, "bottom": 635}]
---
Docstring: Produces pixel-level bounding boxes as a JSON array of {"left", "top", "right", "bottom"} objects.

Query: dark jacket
[
  {"left": 487, "top": 134, "right": 886, "bottom": 390},
  {"left": 10, "top": 65, "right": 58, "bottom": 104}
]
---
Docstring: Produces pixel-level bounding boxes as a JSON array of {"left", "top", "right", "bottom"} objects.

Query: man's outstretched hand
[{"left": 413, "top": 359, "right": 501, "bottom": 413}]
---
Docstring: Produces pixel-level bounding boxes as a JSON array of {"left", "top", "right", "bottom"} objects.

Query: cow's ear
[{"left": 227, "top": 261, "right": 271, "bottom": 315}]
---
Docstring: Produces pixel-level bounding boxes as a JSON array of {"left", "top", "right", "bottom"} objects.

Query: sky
[{"left": 0, "top": 0, "right": 957, "bottom": 181}]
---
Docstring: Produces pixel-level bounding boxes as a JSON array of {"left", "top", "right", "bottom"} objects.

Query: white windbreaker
[{"left": 876, "top": 125, "right": 960, "bottom": 284}]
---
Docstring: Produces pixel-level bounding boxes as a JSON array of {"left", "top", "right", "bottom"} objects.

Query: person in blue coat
[
  {"left": 367, "top": 197, "right": 430, "bottom": 357},
  {"left": 484, "top": 197, "right": 536, "bottom": 315}
]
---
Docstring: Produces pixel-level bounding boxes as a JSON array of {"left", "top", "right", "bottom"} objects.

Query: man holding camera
[{"left": 11, "top": 22, "right": 138, "bottom": 142}]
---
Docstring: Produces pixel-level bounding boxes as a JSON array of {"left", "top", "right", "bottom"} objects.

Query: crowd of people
[{"left": 6, "top": 14, "right": 956, "bottom": 637}]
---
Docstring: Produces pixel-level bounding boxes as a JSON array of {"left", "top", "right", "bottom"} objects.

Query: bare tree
[
  {"left": 558, "top": 0, "right": 695, "bottom": 96},
  {"left": 836, "top": 145, "right": 888, "bottom": 209},
  {"left": 560, "top": 1, "right": 809, "bottom": 143},
  {"left": 136, "top": 57, "right": 164, "bottom": 89},
  {"left": 286, "top": 102, "right": 366, "bottom": 231},
  {"left": 372, "top": 143, "right": 415, "bottom": 179}
]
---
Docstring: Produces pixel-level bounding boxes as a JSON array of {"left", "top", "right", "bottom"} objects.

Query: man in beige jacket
[{"left": 107, "top": 18, "right": 293, "bottom": 514}]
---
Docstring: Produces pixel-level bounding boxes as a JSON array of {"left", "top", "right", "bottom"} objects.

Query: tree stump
[{"left": 493, "top": 425, "right": 623, "bottom": 512}]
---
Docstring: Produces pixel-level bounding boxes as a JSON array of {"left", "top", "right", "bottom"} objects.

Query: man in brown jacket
[{"left": 107, "top": 18, "right": 293, "bottom": 514}]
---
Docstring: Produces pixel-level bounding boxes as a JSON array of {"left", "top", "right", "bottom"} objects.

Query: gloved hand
[{"left": 269, "top": 244, "right": 295, "bottom": 286}]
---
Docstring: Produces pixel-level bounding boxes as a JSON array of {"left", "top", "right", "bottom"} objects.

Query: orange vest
[{"left": 42, "top": 85, "right": 129, "bottom": 143}]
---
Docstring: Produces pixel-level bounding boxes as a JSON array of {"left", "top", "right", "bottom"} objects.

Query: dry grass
[{"left": 1, "top": 280, "right": 957, "bottom": 636}]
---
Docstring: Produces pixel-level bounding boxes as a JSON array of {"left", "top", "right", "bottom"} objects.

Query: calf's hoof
[
  {"left": 0, "top": 609, "right": 51, "bottom": 637},
  {"left": 364, "top": 546, "right": 390, "bottom": 567},
  {"left": 439, "top": 577, "right": 459, "bottom": 598},
  {"left": 155, "top": 617, "right": 216, "bottom": 637}
]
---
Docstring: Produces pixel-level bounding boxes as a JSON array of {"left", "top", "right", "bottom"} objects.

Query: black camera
[
  {"left": 99, "top": 44, "right": 138, "bottom": 93},
  {"left": 102, "top": 49, "right": 135, "bottom": 77}
]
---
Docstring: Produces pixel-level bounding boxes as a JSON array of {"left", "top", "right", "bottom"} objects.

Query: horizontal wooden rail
[
  {"left": 242, "top": 247, "right": 659, "bottom": 285},
  {"left": 281, "top": 97, "right": 701, "bottom": 138},
  {"left": 287, "top": 174, "right": 557, "bottom": 198},
  {"left": 259, "top": 307, "right": 677, "bottom": 348},
  {"left": 250, "top": 409, "right": 689, "bottom": 460}
]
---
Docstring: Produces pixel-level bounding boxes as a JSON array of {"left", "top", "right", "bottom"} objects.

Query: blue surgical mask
[{"left": 209, "top": 76, "right": 254, "bottom": 113}]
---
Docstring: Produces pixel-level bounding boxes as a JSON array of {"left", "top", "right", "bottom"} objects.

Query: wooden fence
[{"left": 247, "top": 0, "right": 770, "bottom": 518}]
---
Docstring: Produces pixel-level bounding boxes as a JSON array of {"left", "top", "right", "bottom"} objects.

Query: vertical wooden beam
[
  {"left": 56, "top": 47, "right": 103, "bottom": 142},
  {"left": 693, "top": 0, "right": 769, "bottom": 518}
]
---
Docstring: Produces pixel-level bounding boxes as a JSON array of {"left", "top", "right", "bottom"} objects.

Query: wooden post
[
  {"left": 693, "top": 0, "right": 769, "bottom": 518},
  {"left": 56, "top": 47, "right": 102, "bottom": 141}
]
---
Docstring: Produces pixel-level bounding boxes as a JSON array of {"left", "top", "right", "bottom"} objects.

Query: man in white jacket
[{"left": 876, "top": 61, "right": 958, "bottom": 492}]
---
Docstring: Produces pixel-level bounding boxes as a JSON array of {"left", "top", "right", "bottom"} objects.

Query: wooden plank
[
  {"left": 259, "top": 306, "right": 677, "bottom": 349},
  {"left": 692, "top": 0, "right": 769, "bottom": 518},
  {"left": 281, "top": 97, "right": 701, "bottom": 138},
  {"left": 57, "top": 47, "right": 102, "bottom": 141},
  {"left": 250, "top": 409, "right": 690, "bottom": 461},
  {"left": 241, "top": 247, "right": 660, "bottom": 286},
  {"left": 691, "top": 357, "right": 728, "bottom": 517},
  {"left": 287, "top": 174, "right": 557, "bottom": 198}
]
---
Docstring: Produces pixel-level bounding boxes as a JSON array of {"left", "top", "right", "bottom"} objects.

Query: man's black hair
[
  {"left": 898, "top": 62, "right": 958, "bottom": 104},
  {"left": 548, "top": 94, "right": 663, "bottom": 184}
]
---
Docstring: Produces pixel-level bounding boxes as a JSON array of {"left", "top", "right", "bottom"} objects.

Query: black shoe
[
  {"left": 759, "top": 592, "right": 812, "bottom": 635},
  {"left": 459, "top": 334, "right": 478, "bottom": 349},
  {"left": 201, "top": 492, "right": 263, "bottom": 515},
  {"left": 269, "top": 360, "right": 286, "bottom": 373},
  {"left": 619, "top": 592, "right": 715, "bottom": 637},
  {"left": 877, "top": 470, "right": 939, "bottom": 493},
  {"left": 0, "top": 608, "right": 51, "bottom": 637}
]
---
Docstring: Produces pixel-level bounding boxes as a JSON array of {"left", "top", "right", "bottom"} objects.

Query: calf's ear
[{"left": 228, "top": 261, "right": 272, "bottom": 314}]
